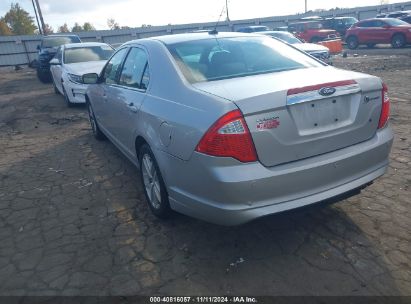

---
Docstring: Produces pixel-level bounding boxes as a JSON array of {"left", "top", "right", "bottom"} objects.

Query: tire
[
  {"left": 391, "top": 34, "right": 405, "bottom": 48},
  {"left": 62, "top": 84, "right": 73, "bottom": 108},
  {"left": 36, "top": 69, "right": 51, "bottom": 83},
  {"left": 87, "top": 101, "right": 105, "bottom": 140},
  {"left": 139, "top": 144, "right": 171, "bottom": 219},
  {"left": 346, "top": 36, "right": 359, "bottom": 49},
  {"left": 52, "top": 77, "right": 59, "bottom": 94},
  {"left": 366, "top": 43, "right": 376, "bottom": 48}
]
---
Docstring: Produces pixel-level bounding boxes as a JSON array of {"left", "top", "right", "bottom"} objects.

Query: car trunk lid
[{"left": 193, "top": 67, "right": 383, "bottom": 167}]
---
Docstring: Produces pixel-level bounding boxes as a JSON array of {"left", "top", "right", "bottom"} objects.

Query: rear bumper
[{"left": 164, "top": 126, "right": 393, "bottom": 226}]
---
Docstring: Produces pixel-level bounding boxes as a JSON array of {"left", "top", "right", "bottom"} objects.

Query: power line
[
  {"left": 31, "top": 0, "right": 42, "bottom": 35},
  {"left": 33, "top": 0, "right": 46, "bottom": 35}
]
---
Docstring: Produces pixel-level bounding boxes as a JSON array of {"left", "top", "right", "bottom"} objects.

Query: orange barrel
[{"left": 319, "top": 39, "right": 343, "bottom": 54}]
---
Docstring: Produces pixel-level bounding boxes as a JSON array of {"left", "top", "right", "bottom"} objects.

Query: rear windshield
[
  {"left": 266, "top": 32, "right": 301, "bottom": 44},
  {"left": 166, "top": 36, "right": 322, "bottom": 83},
  {"left": 42, "top": 36, "right": 80, "bottom": 48},
  {"left": 64, "top": 45, "right": 114, "bottom": 64},
  {"left": 385, "top": 18, "right": 408, "bottom": 26},
  {"left": 342, "top": 17, "right": 358, "bottom": 25}
]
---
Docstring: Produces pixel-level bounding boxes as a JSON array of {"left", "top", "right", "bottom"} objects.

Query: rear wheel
[
  {"left": 346, "top": 36, "right": 359, "bottom": 49},
  {"left": 391, "top": 34, "right": 405, "bottom": 48},
  {"left": 87, "top": 101, "right": 105, "bottom": 140},
  {"left": 139, "top": 144, "right": 171, "bottom": 219}
]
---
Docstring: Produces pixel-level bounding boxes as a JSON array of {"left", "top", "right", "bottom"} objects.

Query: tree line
[{"left": 0, "top": 3, "right": 127, "bottom": 36}]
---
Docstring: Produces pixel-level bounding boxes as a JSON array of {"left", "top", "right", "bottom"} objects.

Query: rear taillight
[
  {"left": 378, "top": 83, "right": 390, "bottom": 129},
  {"left": 195, "top": 110, "right": 257, "bottom": 163}
]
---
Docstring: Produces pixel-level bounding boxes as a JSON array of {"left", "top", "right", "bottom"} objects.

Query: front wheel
[
  {"left": 62, "top": 84, "right": 73, "bottom": 108},
  {"left": 87, "top": 102, "right": 105, "bottom": 140},
  {"left": 346, "top": 36, "right": 359, "bottom": 49},
  {"left": 139, "top": 144, "right": 171, "bottom": 219},
  {"left": 391, "top": 34, "right": 405, "bottom": 48},
  {"left": 52, "top": 77, "right": 59, "bottom": 94}
]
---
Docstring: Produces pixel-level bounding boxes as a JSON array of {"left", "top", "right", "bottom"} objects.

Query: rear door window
[{"left": 118, "top": 47, "right": 149, "bottom": 90}]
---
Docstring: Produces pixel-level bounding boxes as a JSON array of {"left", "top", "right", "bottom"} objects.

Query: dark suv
[
  {"left": 37, "top": 34, "right": 81, "bottom": 82},
  {"left": 321, "top": 17, "right": 358, "bottom": 36}
]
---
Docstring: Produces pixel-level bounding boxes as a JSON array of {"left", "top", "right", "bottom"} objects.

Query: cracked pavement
[{"left": 0, "top": 51, "right": 410, "bottom": 296}]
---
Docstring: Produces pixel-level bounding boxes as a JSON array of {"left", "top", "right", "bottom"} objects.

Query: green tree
[
  {"left": 57, "top": 23, "right": 70, "bottom": 33},
  {"left": 72, "top": 22, "right": 83, "bottom": 32},
  {"left": 43, "top": 23, "right": 54, "bottom": 34},
  {"left": 82, "top": 22, "right": 95, "bottom": 31},
  {"left": 3, "top": 3, "right": 37, "bottom": 35},
  {"left": 107, "top": 18, "right": 120, "bottom": 30},
  {"left": 0, "top": 18, "right": 13, "bottom": 35}
]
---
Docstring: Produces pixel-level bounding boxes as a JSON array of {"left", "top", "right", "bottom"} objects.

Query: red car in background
[
  {"left": 345, "top": 18, "right": 411, "bottom": 49},
  {"left": 288, "top": 21, "right": 338, "bottom": 43}
]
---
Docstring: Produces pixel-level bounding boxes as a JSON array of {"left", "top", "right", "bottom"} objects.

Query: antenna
[
  {"left": 226, "top": 0, "right": 230, "bottom": 21},
  {"left": 210, "top": 3, "right": 227, "bottom": 35}
]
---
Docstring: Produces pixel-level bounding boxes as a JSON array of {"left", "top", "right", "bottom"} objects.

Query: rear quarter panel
[{"left": 137, "top": 40, "right": 236, "bottom": 164}]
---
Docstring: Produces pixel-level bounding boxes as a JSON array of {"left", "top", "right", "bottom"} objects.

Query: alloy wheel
[{"left": 141, "top": 153, "right": 162, "bottom": 210}]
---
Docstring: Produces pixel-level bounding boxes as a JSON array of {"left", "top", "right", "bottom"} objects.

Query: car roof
[
  {"left": 326, "top": 16, "right": 356, "bottom": 20},
  {"left": 123, "top": 32, "right": 263, "bottom": 46},
  {"left": 358, "top": 18, "right": 397, "bottom": 22},
  {"left": 63, "top": 42, "right": 111, "bottom": 49}
]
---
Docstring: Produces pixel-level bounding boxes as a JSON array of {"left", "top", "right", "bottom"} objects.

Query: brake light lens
[
  {"left": 195, "top": 110, "right": 257, "bottom": 162},
  {"left": 378, "top": 83, "right": 390, "bottom": 129}
]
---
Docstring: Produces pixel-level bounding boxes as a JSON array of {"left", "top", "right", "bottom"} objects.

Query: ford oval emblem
[{"left": 319, "top": 87, "right": 336, "bottom": 96}]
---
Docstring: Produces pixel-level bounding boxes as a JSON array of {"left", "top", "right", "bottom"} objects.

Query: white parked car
[{"left": 50, "top": 42, "right": 114, "bottom": 107}]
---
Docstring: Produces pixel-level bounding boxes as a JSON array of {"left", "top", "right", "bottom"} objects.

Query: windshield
[
  {"left": 265, "top": 32, "right": 301, "bottom": 44},
  {"left": 385, "top": 18, "right": 408, "bottom": 26},
  {"left": 307, "top": 22, "right": 323, "bottom": 29},
  {"left": 343, "top": 17, "right": 358, "bottom": 25},
  {"left": 64, "top": 45, "right": 114, "bottom": 64},
  {"left": 42, "top": 36, "right": 80, "bottom": 48},
  {"left": 166, "top": 36, "right": 322, "bottom": 83}
]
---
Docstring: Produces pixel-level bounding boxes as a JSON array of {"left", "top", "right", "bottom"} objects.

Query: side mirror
[
  {"left": 49, "top": 58, "right": 60, "bottom": 65},
  {"left": 82, "top": 73, "right": 99, "bottom": 84},
  {"left": 37, "top": 45, "right": 40, "bottom": 50}
]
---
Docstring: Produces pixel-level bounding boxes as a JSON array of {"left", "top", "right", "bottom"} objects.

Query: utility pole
[
  {"left": 226, "top": 0, "right": 230, "bottom": 21},
  {"left": 31, "top": 0, "right": 42, "bottom": 35},
  {"left": 33, "top": 0, "right": 46, "bottom": 35},
  {"left": 305, "top": 0, "right": 308, "bottom": 13}
]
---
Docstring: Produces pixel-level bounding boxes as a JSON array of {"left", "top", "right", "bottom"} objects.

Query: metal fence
[{"left": 1, "top": 1, "right": 411, "bottom": 67}]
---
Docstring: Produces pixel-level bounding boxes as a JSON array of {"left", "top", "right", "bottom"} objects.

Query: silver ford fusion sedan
[{"left": 83, "top": 32, "right": 393, "bottom": 226}]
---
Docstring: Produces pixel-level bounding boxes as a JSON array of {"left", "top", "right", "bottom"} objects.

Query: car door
[
  {"left": 371, "top": 20, "right": 391, "bottom": 42},
  {"left": 50, "top": 47, "right": 63, "bottom": 92},
  {"left": 109, "top": 46, "right": 150, "bottom": 158},
  {"left": 93, "top": 47, "right": 129, "bottom": 136}
]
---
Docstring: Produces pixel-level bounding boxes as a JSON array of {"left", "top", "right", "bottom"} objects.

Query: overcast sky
[{"left": 0, "top": 0, "right": 409, "bottom": 30}]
